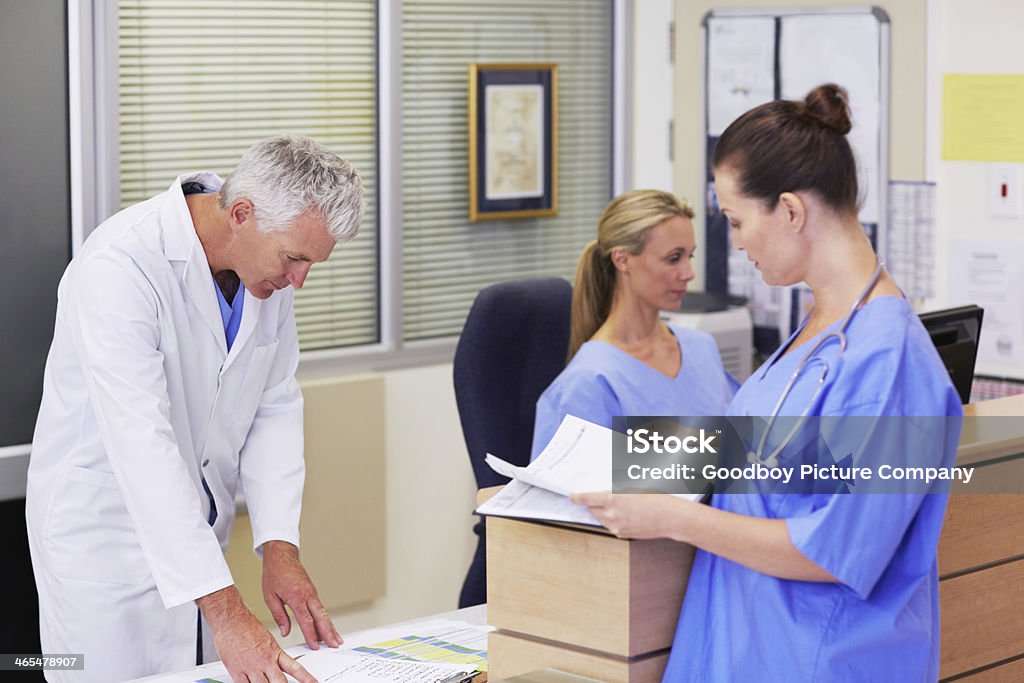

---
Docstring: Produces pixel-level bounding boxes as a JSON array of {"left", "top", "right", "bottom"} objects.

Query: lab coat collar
[
  {"left": 160, "top": 172, "right": 224, "bottom": 261},
  {"left": 161, "top": 173, "right": 230, "bottom": 356},
  {"left": 224, "top": 287, "right": 259, "bottom": 370}
]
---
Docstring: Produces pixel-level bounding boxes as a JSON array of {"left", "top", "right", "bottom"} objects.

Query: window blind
[
  {"left": 401, "top": 0, "right": 613, "bottom": 340},
  {"left": 118, "top": 0, "right": 378, "bottom": 350}
]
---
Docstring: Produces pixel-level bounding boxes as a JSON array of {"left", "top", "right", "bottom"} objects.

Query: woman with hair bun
[
  {"left": 530, "top": 189, "right": 737, "bottom": 460},
  {"left": 573, "top": 85, "right": 962, "bottom": 680}
]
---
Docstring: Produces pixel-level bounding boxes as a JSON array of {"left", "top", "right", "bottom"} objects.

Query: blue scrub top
[
  {"left": 531, "top": 325, "right": 739, "bottom": 460},
  {"left": 663, "top": 296, "right": 963, "bottom": 682},
  {"left": 214, "top": 281, "right": 244, "bottom": 351}
]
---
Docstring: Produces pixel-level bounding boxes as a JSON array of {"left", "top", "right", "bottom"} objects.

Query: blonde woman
[{"left": 530, "top": 190, "right": 737, "bottom": 459}]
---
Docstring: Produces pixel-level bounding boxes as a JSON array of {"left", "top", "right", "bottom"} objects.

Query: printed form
[{"left": 478, "top": 415, "right": 702, "bottom": 527}]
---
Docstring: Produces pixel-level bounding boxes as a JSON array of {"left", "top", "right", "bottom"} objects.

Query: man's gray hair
[{"left": 220, "top": 134, "right": 364, "bottom": 242}]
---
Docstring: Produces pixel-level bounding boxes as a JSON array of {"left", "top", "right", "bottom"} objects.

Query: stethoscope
[{"left": 747, "top": 259, "right": 885, "bottom": 468}]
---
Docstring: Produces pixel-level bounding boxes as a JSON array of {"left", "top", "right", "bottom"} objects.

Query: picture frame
[{"left": 468, "top": 63, "right": 558, "bottom": 221}]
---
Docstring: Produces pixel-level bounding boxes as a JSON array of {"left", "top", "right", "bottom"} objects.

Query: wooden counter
[
  {"left": 939, "top": 394, "right": 1024, "bottom": 681},
  {"left": 485, "top": 396, "right": 1024, "bottom": 682}
]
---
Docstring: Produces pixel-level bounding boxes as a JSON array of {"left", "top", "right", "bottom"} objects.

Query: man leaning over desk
[{"left": 26, "top": 134, "right": 364, "bottom": 683}]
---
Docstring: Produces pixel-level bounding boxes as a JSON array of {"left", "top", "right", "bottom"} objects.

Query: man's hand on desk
[
  {"left": 196, "top": 584, "right": 315, "bottom": 683},
  {"left": 261, "top": 540, "right": 343, "bottom": 649}
]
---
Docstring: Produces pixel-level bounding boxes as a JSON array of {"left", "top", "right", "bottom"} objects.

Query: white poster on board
[
  {"left": 948, "top": 238, "right": 1024, "bottom": 369},
  {"left": 779, "top": 14, "right": 881, "bottom": 224},
  {"left": 707, "top": 17, "right": 776, "bottom": 136}
]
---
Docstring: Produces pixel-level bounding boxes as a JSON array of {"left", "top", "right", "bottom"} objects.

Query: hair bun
[{"left": 804, "top": 83, "right": 852, "bottom": 135}]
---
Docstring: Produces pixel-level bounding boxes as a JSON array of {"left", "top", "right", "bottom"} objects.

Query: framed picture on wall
[{"left": 468, "top": 63, "right": 558, "bottom": 221}]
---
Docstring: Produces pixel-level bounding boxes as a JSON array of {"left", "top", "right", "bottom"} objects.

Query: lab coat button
[{"left": 202, "top": 459, "right": 209, "bottom": 467}]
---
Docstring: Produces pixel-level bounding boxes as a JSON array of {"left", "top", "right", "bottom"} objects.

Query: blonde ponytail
[{"left": 568, "top": 240, "right": 615, "bottom": 360}]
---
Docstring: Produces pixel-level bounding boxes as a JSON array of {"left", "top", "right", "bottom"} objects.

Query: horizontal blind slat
[
  {"left": 118, "top": 0, "right": 378, "bottom": 349},
  {"left": 401, "top": 0, "right": 613, "bottom": 341}
]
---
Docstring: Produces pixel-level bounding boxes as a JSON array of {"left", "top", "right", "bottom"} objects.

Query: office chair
[{"left": 453, "top": 277, "right": 573, "bottom": 607}]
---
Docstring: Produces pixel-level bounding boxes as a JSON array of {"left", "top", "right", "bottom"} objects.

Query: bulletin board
[{"left": 701, "top": 7, "right": 890, "bottom": 351}]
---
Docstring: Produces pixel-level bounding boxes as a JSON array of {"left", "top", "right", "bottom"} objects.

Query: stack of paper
[
  {"left": 298, "top": 650, "right": 475, "bottom": 682},
  {"left": 475, "top": 415, "right": 614, "bottom": 527},
  {"left": 131, "top": 651, "right": 476, "bottom": 683},
  {"left": 341, "top": 618, "right": 491, "bottom": 674},
  {"left": 131, "top": 619, "right": 492, "bottom": 683},
  {"left": 476, "top": 415, "right": 705, "bottom": 527}
]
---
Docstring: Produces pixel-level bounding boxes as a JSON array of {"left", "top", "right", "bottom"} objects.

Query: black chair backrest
[{"left": 454, "top": 277, "right": 573, "bottom": 487}]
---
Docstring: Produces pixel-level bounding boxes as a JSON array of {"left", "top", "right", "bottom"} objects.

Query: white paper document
[
  {"left": 300, "top": 650, "right": 474, "bottom": 682},
  {"left": 949, "top": 238, "right": 1024, "bottom": 370},
  {"left": 476, "top": 477, "right": 602, "bottom": 526},
  {"left": 339, "top": 618, "right": 491, "bottom": 654},
  {"left": 131, "top": 618, "right": 489, "bottom": 683},
  {"left": 477, "top": 414, "right": 612, "bottom": 526},
  {"left": 477, "top": 415, "right": 703, "bottom": 527},
  {"left": 131, "top": 649, "right": 474, "bottom": 683},
  {"left": 339, "top": 617, "right": 490, "bottom": 676},
  {"left": 707, "top": 16, "right": 776, "bottom": 135},
  {"left": 484, "top": 414, "right": 612, "bottom": 497}
]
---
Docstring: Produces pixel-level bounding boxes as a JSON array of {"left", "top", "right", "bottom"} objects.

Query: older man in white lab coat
[{"left": 26, "top": 134, "right": 364, "bottom": 683}]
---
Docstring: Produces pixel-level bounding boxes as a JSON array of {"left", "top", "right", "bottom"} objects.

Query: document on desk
[
  {"left": 131, "top": 621, "right": 488, "bottom": 683},
  {"left": 341, "top": 618, "right": 491, "bottom": 674},
  {"left": 128, "top": 649, "right": 475, "bottom": 683},
  {"left": 299, "top": 650, "right": 475, "bottom": 682},
  {"left": 130, "top": 651, "right": 473, "bottom": 683}
]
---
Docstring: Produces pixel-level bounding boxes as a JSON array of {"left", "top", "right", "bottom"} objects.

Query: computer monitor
[{"left": 919, "top": 305, "right": 984, "bottom": 404}]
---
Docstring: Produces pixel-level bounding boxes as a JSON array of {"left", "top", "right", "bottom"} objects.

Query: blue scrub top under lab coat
[
  {"left": 531, "top": 325, "right": 738, "bottom": 460},
  {"left": 662, "top": 296, "right": 963, "bottom": 682},
  {"left": 214, "top": 280, "right": 245, "bottom": 351}
]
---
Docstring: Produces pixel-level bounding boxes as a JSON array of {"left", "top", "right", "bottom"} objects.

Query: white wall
[
  {"left": 926, "top": 0, "right": 1024, "bottom": 261},
  {"left": 286, "top": 363, "right": 477, "bottom": 638},
  {"left": 926, "top": 0, "right": 1024, "bottom": 378},
  {"left": 632, "top": 0, "right": 675, "bottom": 191}
]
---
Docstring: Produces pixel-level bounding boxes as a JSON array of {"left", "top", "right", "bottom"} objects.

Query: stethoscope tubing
[{"left": 748, "top": 259, "right": 885, "bottom": 468}]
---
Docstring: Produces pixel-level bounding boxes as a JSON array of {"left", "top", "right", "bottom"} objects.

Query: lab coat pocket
[
  {"left": 44, "top": 466, "right": 151, "bottom": 585},
  {"left": 234, "top": 340, "right": 279, "bottom": 431}
]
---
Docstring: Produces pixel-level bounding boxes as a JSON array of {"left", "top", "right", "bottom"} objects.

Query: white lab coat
[{"left": 26, "top": 174, "right": 306, "bottom": 682}]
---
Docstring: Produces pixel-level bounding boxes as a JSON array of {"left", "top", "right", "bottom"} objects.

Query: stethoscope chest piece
[{"left": 747, "top": 450, "right": 779, "bottom": 469}]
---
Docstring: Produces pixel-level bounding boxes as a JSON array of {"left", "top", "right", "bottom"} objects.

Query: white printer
[{"left": 661, "top": 292, "right": 754, "bottom": 381}]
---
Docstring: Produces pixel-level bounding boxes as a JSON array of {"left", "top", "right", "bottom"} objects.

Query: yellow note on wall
[{"left": 943, "top": 74, "right": 1024, "bottom": 162}]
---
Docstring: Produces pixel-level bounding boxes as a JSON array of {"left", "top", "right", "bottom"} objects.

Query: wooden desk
[
  {"left": 487, "top": 396, "right": 1024, "bottom": 682},
  {"left": 130, "top": 605, "right": 489, "bottom": 682},
  {"left": 939, "top": 395, "right": 1024, "bottom": 681}
]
